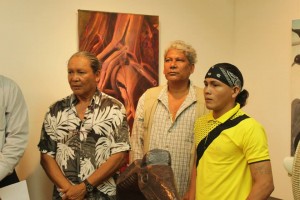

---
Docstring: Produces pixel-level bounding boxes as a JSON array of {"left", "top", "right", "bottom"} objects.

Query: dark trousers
[{"left": 0, "top": 170, "right": 19, "bottom": 188}]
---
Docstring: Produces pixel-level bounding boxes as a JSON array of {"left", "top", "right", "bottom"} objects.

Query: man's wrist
[{"left": 83, "top": 179, "right": 94, "bottom": 192}]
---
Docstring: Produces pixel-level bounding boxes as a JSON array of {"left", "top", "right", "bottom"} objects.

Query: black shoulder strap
[{"left": 196, "top": 114, "right": 249, "bottom": 167}]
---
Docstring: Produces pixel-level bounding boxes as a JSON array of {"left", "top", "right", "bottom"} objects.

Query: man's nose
[
  {"left": 170, "top": 65, "right": 176, "bottom": 69},
  {"left": 71, "top": 73, "right": 80, "bottom": 81},
  {"left": 204, "top": 87, "right": 211, "bottom": 94},
  {"left": 170, "top": 61, "right": 177, "bottom": 69}
]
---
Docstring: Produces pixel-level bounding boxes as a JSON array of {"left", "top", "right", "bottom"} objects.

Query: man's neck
[
  {"left": 76, "top": 93, "right": 94, "bottom": 104},
  {"left": 167, "top": 81, "right": 190, "bottom": 96}
]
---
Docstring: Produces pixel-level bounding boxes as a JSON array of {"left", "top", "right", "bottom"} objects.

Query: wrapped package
[{"left": 117, "top": 149, "right": 180, "bottom": 200}]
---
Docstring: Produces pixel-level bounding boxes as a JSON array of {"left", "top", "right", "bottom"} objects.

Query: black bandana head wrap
[{"left": 205, "top": 63, "right": 243, "bottom": 89}]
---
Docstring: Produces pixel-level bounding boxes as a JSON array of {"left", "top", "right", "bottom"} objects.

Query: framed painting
[{"left": 78, "top": 10, "right": 159, "bottom": 130}]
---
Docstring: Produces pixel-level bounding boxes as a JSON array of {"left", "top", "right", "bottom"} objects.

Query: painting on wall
[
  {"left": 78, "top": 10, "right": 159, "bottom": 130},
  {"left": 291, "top": 19, "right": 300, "bottom": 155}
]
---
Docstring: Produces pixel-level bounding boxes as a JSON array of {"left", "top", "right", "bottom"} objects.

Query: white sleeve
[{"left": 0, "top": 79, "right": 29, "bottom": 180}]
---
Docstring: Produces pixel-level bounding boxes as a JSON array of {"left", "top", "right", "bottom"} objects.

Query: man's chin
[
  {"left": 205, "top": 104, "right": 213, "bottom": 110},
  {"left": 166, "top": 76, "right": 181, "bottom": 81},
  {"left": 72, "top": 90, "right": 82, "bottom": 96}
]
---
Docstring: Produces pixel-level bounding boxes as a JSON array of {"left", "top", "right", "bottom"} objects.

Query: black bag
[{"left": 196, "top": 114, "right": 249, "bottom": 167}]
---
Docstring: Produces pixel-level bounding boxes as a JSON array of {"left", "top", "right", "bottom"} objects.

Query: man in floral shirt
[{"left": 38, "top": 51, "right": 130, "bottom": 200}]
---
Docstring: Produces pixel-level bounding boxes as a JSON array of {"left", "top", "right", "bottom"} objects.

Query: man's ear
[
  {"left": 232, "top": 86, "right": 241, "bottom": 98},
  {"left": 190, "top": 64, "right": 195, "bottom": 74},
  {"left": 95, "top": 70, "right": 101, "bottom": 82}
]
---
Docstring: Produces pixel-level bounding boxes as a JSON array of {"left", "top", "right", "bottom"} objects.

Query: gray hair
[
  {"left": 68, "top": 51, "right": 101, "bottom": 73},
  {"left": 164, "top": 40, "right": 197, "bottom": 64}
]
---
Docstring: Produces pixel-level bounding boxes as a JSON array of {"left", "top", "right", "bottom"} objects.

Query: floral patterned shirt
[{"left": 38, "top": 90, "right": 130, "bottom": 200}]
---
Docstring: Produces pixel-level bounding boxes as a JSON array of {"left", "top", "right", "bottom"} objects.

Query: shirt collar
[
  {"left": 70, "top": 89, "right": 100, "bottom": 107},
  {"left": 158, "top": 81, "right": 196, "bottom": 101}
]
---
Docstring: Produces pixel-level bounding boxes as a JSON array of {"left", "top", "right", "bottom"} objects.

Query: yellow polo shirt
[{"left": 194, "top": 104, "right": 270, "bottom": 200}]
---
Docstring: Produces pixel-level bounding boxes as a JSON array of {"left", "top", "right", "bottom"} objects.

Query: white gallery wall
[
  {"left": 0, "top": 0, "right": 298, "bottom": 199},
  {"left": 234, "top": 1, "right": 299, "bottom": 199}
]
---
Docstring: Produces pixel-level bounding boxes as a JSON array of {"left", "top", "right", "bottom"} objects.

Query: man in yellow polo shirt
[{"left": 189, "top": 63, "right": 274, "bottom": 200}]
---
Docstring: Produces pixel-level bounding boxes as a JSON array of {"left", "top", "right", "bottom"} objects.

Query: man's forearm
[
  {"left": 87, "top": 152, "right": 127, "bottom": 187},
  {"left": 40, "top": 153, "right": 71, "bottom": 189}
]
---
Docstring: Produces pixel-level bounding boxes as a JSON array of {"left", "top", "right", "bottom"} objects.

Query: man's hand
[{"left": 60, "top": 183, "right": 86, "bottom": 200}]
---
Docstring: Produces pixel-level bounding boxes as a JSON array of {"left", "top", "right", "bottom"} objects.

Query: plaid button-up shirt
[{"left": 130, "top": 83, "right": 199, "bottom": 197}]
